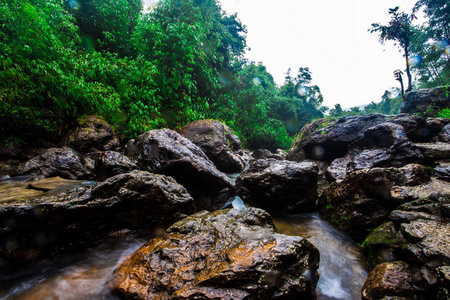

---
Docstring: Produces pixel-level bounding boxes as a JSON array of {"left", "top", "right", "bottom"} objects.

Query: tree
[{"left": 371, "top": 7, "right": 417, "bottom": 92}]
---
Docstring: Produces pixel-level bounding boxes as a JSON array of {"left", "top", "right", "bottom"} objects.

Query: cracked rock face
[{"left": 109, "top": 208, "right": 320, "bottom": 300}]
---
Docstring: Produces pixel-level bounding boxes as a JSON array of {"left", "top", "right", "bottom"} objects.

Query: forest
[{"left": 1, "top": 0, "right": 449, "bottom": 150}]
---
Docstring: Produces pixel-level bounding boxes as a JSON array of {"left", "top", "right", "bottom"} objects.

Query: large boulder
[
  {"left": 236, "top": 159, "right": 318, "bottom": 214},
  {"left": 133, "top": 129, "right": 236, "bottom": 211},
  {"left": 287, "top": 114, "right": 443, "bottom": 162},
  {"left": 67, "top": 115, "right": 120, "bottom": 154},
  {"left": 318, "top": 164, "right": 431, "bottom": 241},
  {"left": 109, "top": 207, "right": 320, "bottom": 300},
  {"left": 325, "top": 122, "right": 423, "bottom": 182},
  {"left": 401, "top": 86, "right": 450, "bottom": 116},
  {"left": 0, "top": 171, "right": 195, "bottom": 267},
  {"left": 12, "top": 147, "right": 93, "bottom": 180},
  {"left": 182, "top": 120, "right": 245, "bottom": 173}
]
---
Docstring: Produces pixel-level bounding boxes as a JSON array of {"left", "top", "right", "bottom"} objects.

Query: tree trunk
[{"left": 404, "top": 45, "right": 412, "bottom": 92}]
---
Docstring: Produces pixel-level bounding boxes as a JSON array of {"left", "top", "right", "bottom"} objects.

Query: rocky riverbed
[{"left": 1, "top": 89, "right": 450, "bottom": 298}]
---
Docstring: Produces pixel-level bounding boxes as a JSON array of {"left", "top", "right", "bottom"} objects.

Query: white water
[{"left": 274, "top": 214, "right": 368, "bottom": 300}]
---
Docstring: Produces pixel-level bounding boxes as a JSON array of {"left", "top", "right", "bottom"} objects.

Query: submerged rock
[
  {"left": 182, "top": 120, "right": 245, "bottom": 173},
  {"left": 133, "top": 129, "right": 236, "bottom": 211},
  {"left": 12, "top": 147, "right": 93, "bottom": 180},
  {"left": 0, "top": 171, "right": 195, "bottom": 267},
  {"left": 109, "top": 208, "right": 320, "bottom": 299},
  {"left": 236, "top": 159, "right": 318, "bottom": 214}
]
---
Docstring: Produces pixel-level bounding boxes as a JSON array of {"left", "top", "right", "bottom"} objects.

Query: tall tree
[{"left": 371, "top": 7, "right": 417, "bottom": 92}]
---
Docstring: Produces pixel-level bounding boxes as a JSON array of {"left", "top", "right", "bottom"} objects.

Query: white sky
[{"left": 218, "top": 0, "right": 423, "bottom": 109}]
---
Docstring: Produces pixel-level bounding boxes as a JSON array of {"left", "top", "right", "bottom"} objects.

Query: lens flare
[
  {"left": 392, "top": 129, "right": 404, "bottom": 139},
  {"left": 436, "top": 39, "right": 449, "bottom": 51},
  {"left": 297, "top": 86, "right": 307, "bottom": 97},
  {"left": 408, "top": 54, "right": 421, "bottom": 67},
  {"left": 252, "top": 77, "right": 261, "bottom": 86},
  {"left": 67, "top": 0, "right": 80, "bottom": 10}
]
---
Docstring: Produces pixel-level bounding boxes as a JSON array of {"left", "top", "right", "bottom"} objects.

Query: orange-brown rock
[
  {"left": 362, "top": 261, "right": 421, "bottom": 299},
  {"left": 109, "top": 208, "right": 320, "bottom": 299}
]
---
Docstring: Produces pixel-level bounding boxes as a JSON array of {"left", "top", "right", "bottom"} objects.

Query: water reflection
[{"left": 274, "top": 214, "right": 368, "bottom": 300}]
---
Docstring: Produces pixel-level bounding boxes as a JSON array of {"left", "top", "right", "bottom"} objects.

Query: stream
[{"left": 0, "top": 175, "right": 368, "bottom": 299}]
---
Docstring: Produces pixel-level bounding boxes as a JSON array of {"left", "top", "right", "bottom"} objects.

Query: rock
[
  {"left": 236, "top": 159, "right": 318, "bottom": 214},
  {"left": 12, "top": 147, "right": 93, "bottom": 180},
  {"left": 361, "top": 222, "right": 406, "bottom": 268},
  {"left": 438, "top": 123, "right": 450, "bottom": 143},
  {"left": 361, "top": 261, "right": 421, "bottom": 300},
  {"left": 288, "top": 114, "right": 439, "bottom": 163},
  {"left": 252, "top": 148, "right": 273, "bottom": 159},
  {"left": 0, "top": 171, "right": 195, "bottom": 267},
  {"left": 181, "top": 120, "right": 245, "bottom": 173},
  {"left": 434, "top": 163, "right": 450, "bottom": 181},
  {"left": 133, "top": 129, "right": 236, "bottom": 211},
  {"left": 436, "top": 266, "right": 450, "bottom": 300},
  {"left": 415, "top": 142, "right": 450, "bottom": 161},
  {"left": 94, "top": 150, "right": 139, "bottom": 180},
  {"left": 401, "top": 86, "right": 450, "bottom": 116},
  {"left": 325, "top": 123, "right": 424, "bottom": 182},
  {"left": 400, "top": 219, "right": 450, "bottom": 263},
  {"left": 68, "top": 115, "right": 120, "bottom": 154},
  {"left": 318, "top": 165, "right": 431, "bottom": 241},
  {"left": 109, "top": 208, "right": 320, "bottom": 300}
]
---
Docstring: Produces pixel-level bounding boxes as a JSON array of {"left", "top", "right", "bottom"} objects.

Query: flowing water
[
  {"left": 0, "top": 174, "right": 368, "bottom": 299},
  {"left": 274, "top": 214, "right": 368, "bottom": 300},
  {"left": 0, "top": 240, "right": 144, "bottom": 300}
]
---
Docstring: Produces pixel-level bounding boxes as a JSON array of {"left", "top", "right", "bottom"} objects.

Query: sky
[{"left": 217, "top": 0, "right": 423, "bottom": 109}]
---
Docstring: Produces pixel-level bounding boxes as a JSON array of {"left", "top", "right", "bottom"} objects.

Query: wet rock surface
[
  {"left": 94, "top": 150, "right": 139, "bottom": 180},
  {"left": 182, "top": 119, "right": 245, "bottom": 173},
  {"left": 236, "top": 159, "right": 318, "bottom": 214},
  {"left": 318, "top": 164, "right": 431, "bottom": 241},
  {"left": 133, "top": 129, "right": 236, "bottom": 211},
  {"left": 109, "top": 207, "right": 320, "bottom": 300},
  {"left": 12, "top": 147, "right": 93, "bottom": 180},
  {"left": 325, "top": 123, "right": 423, "bottom": 182},
  {"left": 401, "top": 87, "right": 450, "bottom": 116},
  {"left": 287, "top": 114, "right": 444, "bottom": 163},
  {"left": 361, "top": 261, "right": 423, "bottom": 300},
  {"left": 0, "top": 171, "right": 195, "bottom": 267}
]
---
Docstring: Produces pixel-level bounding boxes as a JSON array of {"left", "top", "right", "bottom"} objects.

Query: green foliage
[
  {"left": 436, "top": 107, "right": 450, "bottom": 118},
  {"left": 0, "top": 0, "right": 324, "bottom": 151}
]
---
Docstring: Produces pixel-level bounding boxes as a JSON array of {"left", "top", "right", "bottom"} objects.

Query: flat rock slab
[{"left": 109, "top": 207, "right": 320, "bottom": 300}]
